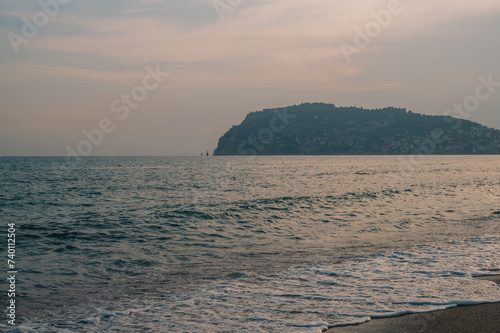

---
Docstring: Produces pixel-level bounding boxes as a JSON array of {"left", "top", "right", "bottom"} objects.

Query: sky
[{"left": 1, "top": 0, "right": 500, "bottom": 156}]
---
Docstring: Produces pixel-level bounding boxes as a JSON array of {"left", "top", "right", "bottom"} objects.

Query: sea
[{"left": 0, "top": 155, "right": 499, "bottom": 332}]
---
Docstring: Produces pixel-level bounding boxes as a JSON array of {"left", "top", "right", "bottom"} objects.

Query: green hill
[{"left": 213, "top": 103, "right": 500, "bottom": 155}]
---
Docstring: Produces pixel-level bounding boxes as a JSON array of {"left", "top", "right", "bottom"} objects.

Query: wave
[{"left": 9, "top": 235, "right": 499, "bottom": 332}]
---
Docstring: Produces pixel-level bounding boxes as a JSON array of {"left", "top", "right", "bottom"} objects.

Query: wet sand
[{"left": 326, "top": 275, "right": 500, "bottom": 333}]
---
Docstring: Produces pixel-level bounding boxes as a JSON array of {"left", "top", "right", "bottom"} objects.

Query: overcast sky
[{"left": 1, "top": 0, "right": 500, "bottom": 156}]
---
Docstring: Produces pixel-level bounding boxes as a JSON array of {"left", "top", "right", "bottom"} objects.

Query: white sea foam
[
  {"left": 14, "top": 234, "right": 497, "bottom": 333},
  {"left": 152, "top": 235, "right": 499, "bottom": 332},
  {"left": 6, "top": 235, "right": 499, "bottom": 333}
]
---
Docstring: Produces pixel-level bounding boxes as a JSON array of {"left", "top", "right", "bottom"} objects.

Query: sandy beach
[{"left": 327, "top": 275, "right": 500, "bottom": 333}]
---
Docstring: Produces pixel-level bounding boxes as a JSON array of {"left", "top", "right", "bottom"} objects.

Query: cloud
[
  {"left": 2, "top": 0, "right": 498, "bottom": 90},
  {"left": 0, "top": 62, "right": 141, "bottom": 83}
]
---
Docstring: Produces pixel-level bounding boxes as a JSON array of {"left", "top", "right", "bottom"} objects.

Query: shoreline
[{"left": 326, "top": 275, "right": 500, "bottom": 333}]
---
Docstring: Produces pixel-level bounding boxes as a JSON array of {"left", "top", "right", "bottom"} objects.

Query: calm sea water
[{"left": 0, "top": 155, "right": 499, "bottom": 332}]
